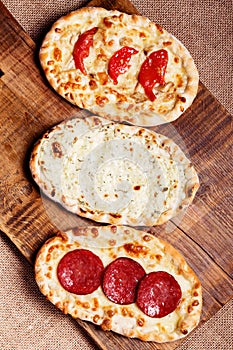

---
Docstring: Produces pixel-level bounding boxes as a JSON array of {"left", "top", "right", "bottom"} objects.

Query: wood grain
[
  {"left": 0, "top": 0, "right": 232, "bottom": 349},
  {"left": 156, "top": 83, "right": 233, "bottom": 277},
  {"left": 87, "top": 0, "right": 140, "bottom": 13}
]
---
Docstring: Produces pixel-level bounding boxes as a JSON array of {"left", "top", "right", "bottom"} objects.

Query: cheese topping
[
  {"left": 35, "top": 226, "right": 202, "bottom": 342},
  {"left": 39, "top": 7, "right": 199, "bottom": 126},
  {"left": 30, "top": 116, "right": 199, "bottom": 226}
]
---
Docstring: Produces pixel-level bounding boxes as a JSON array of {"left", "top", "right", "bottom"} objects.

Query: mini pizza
[
  {"left": 35, "top": 225, "right": 202, "bottom": 342},
  {"left": 39, "top": 7, "right": 199, "bottom": 126},
  {"left": 30, "top": 116, "right": 199, "bottom": 226}
]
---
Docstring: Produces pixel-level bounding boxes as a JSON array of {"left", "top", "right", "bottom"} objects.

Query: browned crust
[
  {"left": 35, "top": 226, "right": 202, "bottom": 343},
  {"left": 29, "top": 116, "right": 199, "bottom": 226},
  {"left": 39, "top": 7, "right": 199, "bottom": 126}
]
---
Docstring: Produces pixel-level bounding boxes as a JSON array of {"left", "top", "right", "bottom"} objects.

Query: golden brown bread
[
  {"left": 35, "top": 226, "right": 202, "bottom": 342},
  {"left": 39, "top": 7, "right": 199, "bottom": 126}
]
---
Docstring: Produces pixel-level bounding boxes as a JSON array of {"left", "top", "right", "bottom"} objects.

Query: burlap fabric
[{"left": 1, "top": 1, "right": 232, "bottom": 349}]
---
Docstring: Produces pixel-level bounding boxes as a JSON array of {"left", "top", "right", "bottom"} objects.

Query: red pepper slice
[
  {"left": 73, "top": 27, "right": 98, "bottom": 75},
  {"left": 108, "top": 46, "right": 139, "bottom": 84},
  {"left": 138, "top": 49, "right": 168, "bottom": 101}
]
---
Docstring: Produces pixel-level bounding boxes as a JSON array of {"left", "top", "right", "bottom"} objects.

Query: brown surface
[{"left": 0, "top": 0, "right": 232, "bottom": 349}]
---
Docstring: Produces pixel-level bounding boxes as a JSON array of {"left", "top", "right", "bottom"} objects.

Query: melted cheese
[
  {"left": 30, "top": 116, "right": 199, "bottom": 226},
  {"left": 39, "top": 7, "right": 199, "bottom": 126},
  {"left": 35, "top": 226, "right": 202, "bottom": 342}
]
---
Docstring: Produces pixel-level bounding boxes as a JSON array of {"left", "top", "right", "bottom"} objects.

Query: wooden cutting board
[{"left": 0, "top": 0, "right": 232, "bottom": 349}]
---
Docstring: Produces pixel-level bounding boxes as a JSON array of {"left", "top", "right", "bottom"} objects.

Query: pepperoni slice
[
  {"left": 102, "top": 257, "right": 145, "bottom": 305},
  {"left": 136, "top": 271, "right": 182, "bottom": 318},
  {"left": 57, "top": 249, "right": 104, "bottom": 295}
]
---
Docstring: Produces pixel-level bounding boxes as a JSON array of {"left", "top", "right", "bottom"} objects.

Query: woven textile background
[{"left": 1, "top": 1, "right": 232, "bottom": 350}]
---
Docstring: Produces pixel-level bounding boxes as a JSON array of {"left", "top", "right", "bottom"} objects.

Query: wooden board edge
[
  {"left": 86, "top": 0, "right": 140, "bottom": 14},
  {"left": 0, "top": 1, "right": 35, "bottom": 49}
]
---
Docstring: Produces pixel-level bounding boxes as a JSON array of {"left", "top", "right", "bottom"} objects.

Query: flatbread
[
  {"left": 35, "top": 225, "right": 202, "bottom": 342},
  {"left": 30, "top": 116, "right": 199, "bottom": 226},
  {"left": 39, "top": 7, "right": 199, "bottom": 126}
]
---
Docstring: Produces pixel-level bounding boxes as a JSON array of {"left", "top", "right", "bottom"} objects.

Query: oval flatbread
[
  {"left": 30, "top": 116, "right": 199, "bottom": 226},
  {"left": 39, "top": 7, "right": 199, "bottom": 126},
  {"left": 35, "top": 225, "right": 202, "bottom": 342}
]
